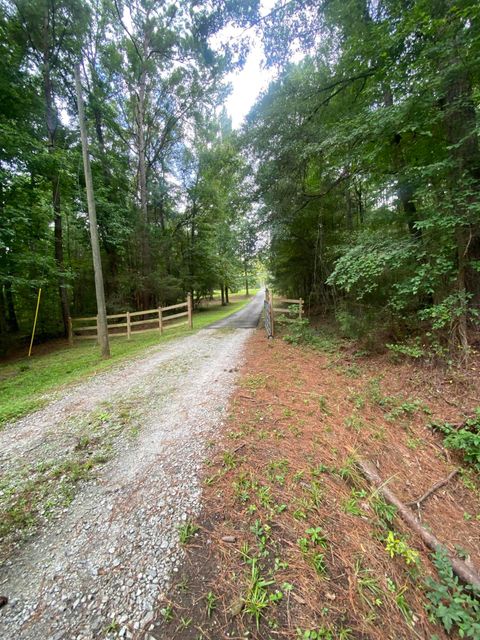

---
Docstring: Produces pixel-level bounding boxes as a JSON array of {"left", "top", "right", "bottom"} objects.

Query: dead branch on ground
[{"left": 357, "top": 460, "right": 480, "bottom": 588}]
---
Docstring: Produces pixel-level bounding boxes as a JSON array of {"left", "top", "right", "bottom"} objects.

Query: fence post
[
  {"left": 126, "top": 311, "right": 131, "bottom": 340},
  {"left": 187, "top": 293, "right": 193, "bottom": 329},
  {"left": 158, "top": 307, "right": 163, "bottom": 334},
  {"left": 299, "top": 298, "right": 303, "bottom": 319},
  {"left": 68, "top": 316, "right": 74, "bottom": 346},
  {"left": 269, "top": 289, "right": 275, "bottom": 338}
]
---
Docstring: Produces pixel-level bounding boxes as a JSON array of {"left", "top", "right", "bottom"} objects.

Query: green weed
[
  {"left": 178, "top": 521, "right": 199, "bottom": 545},
  {"left": 242, "top": 559, "right": 275, "bottom": 628},
  {"left": 344, "top": 414, "right": 364, "bottom": 432},
  {"left": 205, "top": 591, "right": 217, "bottom": 618},
  {"left": 342, "top": 488, "right": 367, "bottom": 516},
  {"left": 160, "top": 604, "right": 174, "bottom": 622},
  {"left": 243, "top": 373, "right": 268, "bottom": 390},
  {"left": 431, "top": 409, "right": 480, "bottom": 471},
  {"left": 425, "top": 549, "right": 480, "bottom": 637},
  {"left": 354, "top": 559, "right": 383, "bottom": 611},
  {"left": 384, "top": 531, "right": 419, "bottom": 565}
]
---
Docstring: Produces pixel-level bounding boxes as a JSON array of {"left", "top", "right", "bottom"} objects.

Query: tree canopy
[
  {"left": 246, "top": 0, "right": 480, "bottom": 356},
  {"left": 1, "top": 0, "right": 479, "bottom": 358},
  {"left": 0, "top": 0, "right": 260, "bottom": 353}
]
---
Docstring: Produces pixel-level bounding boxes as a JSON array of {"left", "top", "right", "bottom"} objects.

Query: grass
[
  {"left": 178, "top": 520, "right": 200, "bottom": 545},
  {"left": 0, "top": 295, "right": 257, "bottom": 427}
]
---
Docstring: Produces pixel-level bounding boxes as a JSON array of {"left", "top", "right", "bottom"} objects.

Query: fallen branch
[
  {"left": 357, "top": 459, "right": 480, "bottom": 588},
  {"left": 231, "top": 443, "right": 246, "bottom": 454},
  {"left": 406, "top": 469, "right": 459, "bottom": 509}
]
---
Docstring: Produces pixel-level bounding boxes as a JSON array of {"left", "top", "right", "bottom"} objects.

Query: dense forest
[
  {"left": 0, "top": 0, "right": 260, "bottom": 353},
  {"left": 1, "top": 0, "right": 480, "bottom": 359},
  {"left": 250, "top": 0, "right": 480, "bottom": 358}
]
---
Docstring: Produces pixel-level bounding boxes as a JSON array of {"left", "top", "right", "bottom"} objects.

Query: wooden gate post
[
  {"left": 269, "top": 289, "right": 275, "bottom": 338},
  {"left": 126, "top": 311, "right": 131, "bottom": 340},
  {"left": 158, "top": 307, "right": 163, "bottom": 334},
  {"left": 299, "top": 298, "right": 304, "bottom": 319},
  {"left": 187, "top": 293, "right": 193, "bottom": 329},
  {"left": 68, "top": 316, "right": 74, "bottom": 346}
]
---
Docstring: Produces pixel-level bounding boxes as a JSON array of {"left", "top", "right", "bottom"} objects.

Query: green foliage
[
  {"left": 296, "top": 626, "right": 352, "bottom": 640},
  {"left": 425, "top": 549, "right": 480, "bottom": 638},
  {"left": 386, "top": 340, "right": 425, "bottom": 360},
  {"left": 242, "top": 559, "right": 277, "bottom": 629},
  {"left": 298, "top": 527, "right": 328, "bottom": 576},
  {"left": 283, "top": 318, "right": 318, "bottom": 347},
  {"left": 384, "top": 531, "right": 419, "bottom": 566},
  {"left": 432, "top": 410, "right": 480, "bottom": 471},
  {"left": 0, "top": 0, "right": 262, "bottom": 353},
  {"left": 246, "top": 0, "right": 480, "bottom": 354},
  {"left": 205, "top": 591, "right": 217, "bottom": 618},
  {"left": 178, "top": 521, "right": 199, "bottom": 545}
]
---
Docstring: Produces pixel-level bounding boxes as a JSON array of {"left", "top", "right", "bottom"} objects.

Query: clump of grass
[
  {"left": 243, "top": 373, "right": 268, "bottom": 390},
  {"left": 178, "top": 520, "right": 199, "bottom": 545}
]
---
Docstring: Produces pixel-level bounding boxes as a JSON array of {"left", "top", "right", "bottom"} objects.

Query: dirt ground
[{"left": 152, "top": 324, "right": 480, "bottom": 640}]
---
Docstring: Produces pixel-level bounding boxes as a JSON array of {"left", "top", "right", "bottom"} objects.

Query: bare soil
[{"left": 153, "top": 325, "right": 480, "bottom": 640}]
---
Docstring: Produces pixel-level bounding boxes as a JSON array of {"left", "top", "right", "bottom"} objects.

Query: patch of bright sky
[{"left": 222, "top": 0, "right": 278, "bottom": 129}]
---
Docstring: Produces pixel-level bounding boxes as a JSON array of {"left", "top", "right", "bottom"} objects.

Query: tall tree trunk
[
  {"left": 443, "top": 64, "right": 480, "bottom": 355},
  {"left": 136, "top": 62, "right": 151, "bottom": 308},
  {"left": 5, "top": 281, "right": 18, "bottom": 332},
  {"left": 220, "top": 285, "right": 225, "bottom": 306},
  {"left": 42, "top": 15, "right": 70, "bottom": 336},
  {"left": 0, "top": 285, "right": 8, "bottom": 335},
  {"left": 384, "top": 87, "right": 421, "bottom": 239},
  {"left": 75, "top": 64, "right": 110, "bottom": 359},
  {"left": 137, "top": 71, "right": 148, "bottom": 224},
  {"left": 0, "top": 286, "right": 8, "bottom": 357},
  {"left": 52, "top": 174, "right": 70, "bottom": 335},
  {"left": 189, "top": 201, "right": 197, "bottom": 297},
  {"left": 225, "top": 285, "right": 229, "bottom": 304}
]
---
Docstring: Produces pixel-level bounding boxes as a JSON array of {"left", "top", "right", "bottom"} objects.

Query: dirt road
[{"left": 0, "top": 311, "right": 260, "bottom": 639}]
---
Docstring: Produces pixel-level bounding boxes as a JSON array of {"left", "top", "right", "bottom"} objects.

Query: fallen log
[{"left": 357, "top": 459, "right": 480, "bottom": 588}]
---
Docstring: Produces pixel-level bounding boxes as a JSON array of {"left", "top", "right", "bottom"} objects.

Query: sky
[{"left": 223, "top": 0, "right": 278, "bottom": 129}]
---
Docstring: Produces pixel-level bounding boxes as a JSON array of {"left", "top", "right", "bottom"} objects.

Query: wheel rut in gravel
[{"left": 0, "top": 326, "right": 254, "bottom": 640}]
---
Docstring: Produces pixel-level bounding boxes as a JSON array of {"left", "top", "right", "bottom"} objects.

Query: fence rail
[
  {"left": 69, "top": 294, "right": 193, "bottom": 343},
  {"left": 264, "top": 289, "right": 303, "bottom": 339}
]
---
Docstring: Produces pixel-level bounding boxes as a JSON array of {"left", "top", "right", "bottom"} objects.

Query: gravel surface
[
  {"left": 0, "top": 326, "right": 254, "bottom": 640},
  {"left": 207, "top": 290, "right": 264, "bottom": 329}
]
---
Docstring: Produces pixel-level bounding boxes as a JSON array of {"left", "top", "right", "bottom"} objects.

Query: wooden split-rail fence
[
  {"left": 69, "top": 294, "right": 193, "bottom": 343},
  {"left": 264, "top": 289, "right": 303, "bottom": 338}
]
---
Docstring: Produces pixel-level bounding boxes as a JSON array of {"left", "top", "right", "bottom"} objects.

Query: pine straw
[{"left": 153, "top": 328, "right": 480, "bottom": 640}]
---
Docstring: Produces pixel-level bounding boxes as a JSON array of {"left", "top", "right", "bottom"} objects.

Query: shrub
[
  {"left": 425, "top": 549, "right": 480, "bottom": 638},
  {"left": 432, "top": 409, "right": 480, "bottom": 471},
  {"left": 283, "top": 318, "right": 318, "bottom": 346}
]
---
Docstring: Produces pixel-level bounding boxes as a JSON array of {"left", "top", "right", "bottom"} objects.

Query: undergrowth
[
  {"left": 431, "top": 409, "right": 480, "bottom": 471},
  {"left": 425, "top": 549, "right": 480, "bottom": 638},
  {"left": 281, "top": 317, "right": 339, "bottom": 352}
]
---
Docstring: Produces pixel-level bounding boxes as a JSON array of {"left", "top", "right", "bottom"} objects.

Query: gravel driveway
[{"left": 0, "top": 321, "right": 257, "bottom": 640}]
